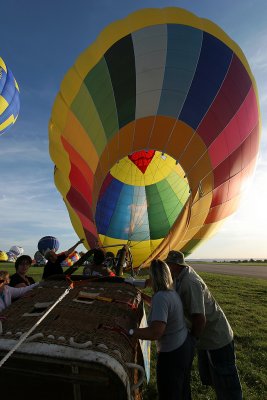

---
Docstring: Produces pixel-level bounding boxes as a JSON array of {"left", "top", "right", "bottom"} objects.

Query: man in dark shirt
[{"left": 42, "top": 239, "right": 84, "bottom": 279}]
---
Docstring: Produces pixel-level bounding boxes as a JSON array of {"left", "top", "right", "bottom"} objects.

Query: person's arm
[
  {"left": 131, "top": 320, "right": 166, "bottom": 340},
  {"left": 65, "top": 239, "right": 84, "bottom": 257},
  {"left": 190, "top": 313, "right": 206, "bottom": 338},
  {"left": 9, "top": 283, "right": 39, "bottom": 300}
]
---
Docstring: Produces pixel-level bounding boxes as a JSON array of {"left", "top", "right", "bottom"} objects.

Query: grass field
[{"left": 0, "top": 263, "right": 266, "bottom": 399}]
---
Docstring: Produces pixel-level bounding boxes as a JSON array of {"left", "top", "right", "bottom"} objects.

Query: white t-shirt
[
  {"left": 148, "top": 290, "right": 188, "bottom": 352},
  {"left": 0, "top": 283, "right": 39, "bottom": 312}
]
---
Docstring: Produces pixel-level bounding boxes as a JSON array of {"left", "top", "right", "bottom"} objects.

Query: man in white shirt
[{"left": 165, "top": 250, "right": 242, "bottom": 400}]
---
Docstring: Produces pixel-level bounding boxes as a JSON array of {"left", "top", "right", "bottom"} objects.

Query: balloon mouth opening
[{"left": 95, "top": 150, "right": 190, "bottom": 243}]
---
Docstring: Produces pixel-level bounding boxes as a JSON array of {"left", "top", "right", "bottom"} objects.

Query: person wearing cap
[
  {"left": 42, "top": 239, "right": 84, "bottom": 279},
  {"left": 165, "top": 250, "right": 242, "bottom": 400},
  {"left": 128, "top": 259, "right": 194, "bottom": 400}
]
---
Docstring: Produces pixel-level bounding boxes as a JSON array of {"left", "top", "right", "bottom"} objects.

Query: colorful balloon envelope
[
  {"left": 9, "top": 245, "right": 24, "bottom": 257},
  {"left": 38, "top": 236, "right": 60, "bottom": 255},
  {"left": 0, "top": 57, "right": 20, "bottom": 135},
  {"left": 49, "top": 8, "right": 261, "bottom": 266},
  {"left": 61, "top": 251, "right": 80, "bottom": 267},
  {"left": 7, "top": 246, "right": 24, "bottom": 262},
  {"left": 0, "top": 251, "right": 8, "bottom": 262},
  {"left": 34, "top": 251, "right": 47, "bottom": 266}
]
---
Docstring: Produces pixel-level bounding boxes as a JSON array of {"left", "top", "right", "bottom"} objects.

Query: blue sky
[{"left": 0, "top": 0, "right": 266, "bottom": 259}]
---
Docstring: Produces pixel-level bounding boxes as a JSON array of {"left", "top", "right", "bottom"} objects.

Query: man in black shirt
[{"left": 42, "top": 239, "right": 84, "bottom": 279}]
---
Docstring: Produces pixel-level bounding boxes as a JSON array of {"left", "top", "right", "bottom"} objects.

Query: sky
[{"left": 0, "top": 0, "right": 266, "bottom": 260}]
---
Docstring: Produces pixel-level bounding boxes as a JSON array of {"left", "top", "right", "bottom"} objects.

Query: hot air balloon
[
  {"left": 0, "top": 251, "right": 8, "bottom": 262},
  {"left": 9, "top": 245, "right": 24, "bottom": 257},
  {"left": 34, "top": 251, "right": 47, "bottom": 266},
  {"left": 38, "top": 236, "right": 59, "bottom": 256},
  {"left": 60, "top": 251, "right": 80, "bottom": 267},
  {"left": 49, "top": 8, "right": 261, "bottom": 267},
  {"left": 6, "top": 245, "right": 24, "bottom": 262},
  {"left": 0, "top": 57, "right": 20, "bottom": 135}
]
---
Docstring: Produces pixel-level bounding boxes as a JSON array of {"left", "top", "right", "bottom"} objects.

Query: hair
[
  {"left": 0, "top": 270, "right": 9, "bottom": 281},
  {"left": 93, "top": 249, "right": 105, "bottom": 264},
  {"left": 15, "top": 255, "right": 32, "bottom": 271},
  {"left": 149, "top": 259, "right": 173, "bottom": 292}
]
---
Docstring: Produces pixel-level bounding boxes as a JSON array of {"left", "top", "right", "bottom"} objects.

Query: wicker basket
[{"left": 0, "top": 279, "right": 147, "bottom": 400}]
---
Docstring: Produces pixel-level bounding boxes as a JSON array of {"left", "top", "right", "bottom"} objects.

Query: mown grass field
[{"left": 0, "top": 263, "right": 266, "bottom": 399}]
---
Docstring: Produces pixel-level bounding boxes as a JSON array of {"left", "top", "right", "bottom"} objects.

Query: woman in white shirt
[
  {"left": 128, "top": 259, "right": 195, "bottom": 400},
  {"left": 0, "top": 270, "right": 38, "bottom": 313}
]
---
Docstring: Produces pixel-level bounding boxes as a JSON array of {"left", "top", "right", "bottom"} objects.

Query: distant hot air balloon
[
  {"left": 38, "top": 236, "right": 59, "bottom": 255},
  {"left": 0, "top": 57, "right": 20, "bottom": 135},
  {"left": 34, "top": 251, "right": 47, "bottom": 266},
  {"left": 60, "top": 251, "right": 80, "bottom": 267},
  {"left": 10, "top": 245, "right": 23, "bottom": 257},
  {"left": 6, "top": 245, "right": 24, "bottom": 262},
  {"left": 0, "top": 251, "right": 8, "bottom": 262},
  {"left": 49, "top": 8, "right": 261, "bottom": 266}
]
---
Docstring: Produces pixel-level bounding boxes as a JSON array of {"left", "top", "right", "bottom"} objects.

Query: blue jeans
[
  {"left": 156, "top": 333, "right": 195, "bottom": 400},
  {"left": 198, "top": 341, "right": 243, "bottom": 400}
]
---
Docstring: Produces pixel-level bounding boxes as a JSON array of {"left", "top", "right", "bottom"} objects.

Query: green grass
[
  {"left": 1, "top": 264, "right": 266, "bottom": 398},
  {"left": 142, "top": 272, "right": 267, "bottom": 400},
  {"left": 0, "top": 263, "right": 83, "bottom": 281},
  {"left": 0, "top": 263, "right": 44, "bottom": 281},
  {"left": 191, "top": 262, "right": 267, "bottom": 266}
]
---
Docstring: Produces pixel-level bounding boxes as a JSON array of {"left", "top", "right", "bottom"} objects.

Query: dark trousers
[
  {"left": 198, "top": 341, "right": 243, "bottom": 400},
  {"left": 156, "top": 334, "right": 195, "bottom": 400}
]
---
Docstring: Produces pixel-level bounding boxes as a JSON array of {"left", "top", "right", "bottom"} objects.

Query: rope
[{"left": 0, "top": 283, "right": 73, "bottom": 368}]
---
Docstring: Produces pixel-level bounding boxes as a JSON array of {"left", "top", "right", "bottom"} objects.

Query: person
[
  {"left": 165, "top": 250, "right": 243, "bottom": 400},
  {"left": 128, "top": 259, "right": 195, "bottom": 400},
  {"left": 42, "top": 239, "right": 84, "bottom": 279},
  {"left": 0, "top": 270, "right": 38, "bottom": 313},
  {"left": 104, "top": 251, "right": 116, "bottom": 270},
  {"left": 83, "top": 249, "right": 115, "bottom": 277},
  {"left": 9, "top": 255, "right": 35, "bottom": 288}
]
